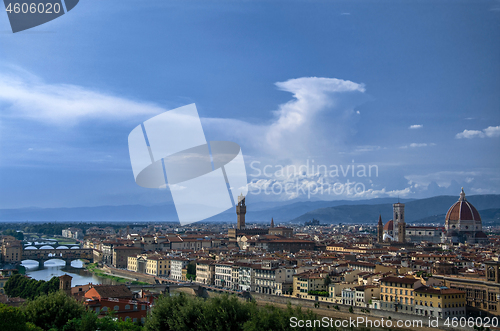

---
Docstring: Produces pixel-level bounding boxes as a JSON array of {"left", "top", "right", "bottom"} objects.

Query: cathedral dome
[
  {"left": 445, "top": 188, "right": 481, "bottom": 222},
  {"left": 383, "top": 220, "right": 393, "bottom": 231}
]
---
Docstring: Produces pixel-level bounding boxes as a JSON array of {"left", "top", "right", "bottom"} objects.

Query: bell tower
[
  {"left": 377, "top": 214, "right": 383, "bottom": 243},
  {"left": 393, "top": 202, "right": 405, "bottom": 242},
  {"left": 59, "top": 274, "right": 72, "bottom": 296},
  {"left": 236, "top": 194, "right": 246, "bottom": 230}
]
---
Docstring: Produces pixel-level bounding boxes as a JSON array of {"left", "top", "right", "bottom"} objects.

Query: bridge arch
[{"left": 39, "top": 245, "right": 56, "bottom": 250}]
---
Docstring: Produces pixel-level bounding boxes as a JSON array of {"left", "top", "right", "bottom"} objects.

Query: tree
[
  {"left": 2, "top": 229, "right": 24, "bottom": 240},
  {"left": 242, "top": 303, "right": 332, "bottom": 331},
  {"left": 5, "top": 274, "right": 59, "bottom": 300},
  {"left": 145, "top": 293, "right": 254, "bottom": 331},
  {"left": 23, "top": 291, "right": 86, "bottom": 331},
  {"left": 0, "top": 303, "right": 28, "bottom": 331},
  {"left": 145, "top": 293, "right": 331, "bottom": 331},
  {"left": 324, "top": 274, "right": 331, "bottom": 287},
  {"left": 186, "top": 263, "right": 196, "bottom": 280}
]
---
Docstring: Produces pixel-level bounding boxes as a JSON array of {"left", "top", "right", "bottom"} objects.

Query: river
[{"left": 22, "top": 260, "right": 117, "bottom": 286}]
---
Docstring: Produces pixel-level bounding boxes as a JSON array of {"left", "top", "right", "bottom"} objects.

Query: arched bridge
[
  {"left": 22, "top": 241, "right": 82, "bottom": 249},
  {"left": 22, "top": 248, "right": 92, "bottom": 267}
]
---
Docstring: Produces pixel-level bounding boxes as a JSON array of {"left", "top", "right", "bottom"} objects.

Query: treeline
[
  {"left": 143, "top": 293, "right": 332, "bottom": 331},
  {"left": 4, "top": 274, "right": 59, "bottom": 300},
  {"left": 0, "top": 222, "right": 121, "bottom": 236},
  {"left": 0, "top": 291, "right": 332, "bottom": 331},
  {"left": 2, "top": 229, "right": 24, "bottom": 240},
  {"left": 0, "top": 291, "right": 141, "bottom": 331}
]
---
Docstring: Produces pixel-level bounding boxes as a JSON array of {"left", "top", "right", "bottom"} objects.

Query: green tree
[
  {"left": 324, "top": 274, "right": 331, "bottom": 287},
  {"left": 5, "top": 275, "right": 59, "bottom": 300},
  {"left": 145, "top": 293, "right": 254, "bottom": 331},
  {"left": 0, "top": 303, "right": 28, "bottom": 331},
  {"left": 186, "top": 263, "right": 196, "bottom": 280},
  {"left": 23, "top": 291, "right": 86, "bottom": 331},
  {"left": 242, "top": 303, "right": 332, "bottom": 331},
  {"left": 2, "top": 229, "right": 24, "bottom": 240}
]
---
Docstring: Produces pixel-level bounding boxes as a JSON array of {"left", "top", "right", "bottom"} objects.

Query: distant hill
[
  {"left": 0, "top": 197, "right": 414, "bottom": 224},
  {"left": 0, "top": 204, "right": 179, "bottom": 223},
  {"left": 1, "top": 194, "right": 499, "bottom": 225},
  {"left": 289, "top": 195, "right": 500, "bottom": 225}
]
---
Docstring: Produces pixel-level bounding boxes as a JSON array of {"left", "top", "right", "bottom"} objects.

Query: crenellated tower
[
  {"left": 236, "top": 194, "right": 246, "bottom": 230},
  {"left": 377, "top": 214, "right": 383, "bottom": 243}
]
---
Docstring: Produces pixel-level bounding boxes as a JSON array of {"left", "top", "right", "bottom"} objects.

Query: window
[{"left": 114, "top": 305, "right": 119, "bottom": 311}]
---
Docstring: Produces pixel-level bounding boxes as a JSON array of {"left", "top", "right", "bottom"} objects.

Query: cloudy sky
[{"left": 0, "top": 0, "right": 499, "bottom": 209}]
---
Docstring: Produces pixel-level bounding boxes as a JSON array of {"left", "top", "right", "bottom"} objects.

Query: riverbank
[{"left": 85, "top": 263, "right": 148, "bottom": 285}]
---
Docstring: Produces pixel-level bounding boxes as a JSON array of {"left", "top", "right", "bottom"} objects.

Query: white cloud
[
  {"left": 203, "top": 77, "right": 367, "bottom": 160},
  {"left": 0, "top": 70, "right": 165, "bottom": 125},
  {"left": 455, "top": 126, "right": 500, "bottom": 139},
  {"left": 353, "top": 145, "right": 381, "bottom": 153},
  {"left": 455, "top": 129, "right": 485, "bottom": 139},
  {"left": 405, "top": 171, "right": 478, "bottom": 188},
  {"left": 484, "top": 126, "right": 500, "bottom": 138},
  {"left": 400, "top": 142, "right": 432, "bottom": 149},
  {"left": 409, "top": 124, "right": 423, "bottom": 129}
]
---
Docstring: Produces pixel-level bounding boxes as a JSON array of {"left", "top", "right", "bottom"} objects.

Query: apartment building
[
  {"left": 414, "top": 286, "right": 466, "bottom": 318},
  {"left": 237, "top": 263, "right": 254, "bottom": 292},
  {"left": 380, "top": 276, "right": 422, "bottom": 313},
  {"left": 354, "top": 285, "right": 381, "bottom": 307},
  {"left": 127, "top": 256, "right": 147, "bottom": 274},
  {"left": 294, "top": 272, "right": 327, "bottom": 298},
  {"left": 215, "top": 262, "right": 233, "bottom": 288},
  {"left": 342, "top": 288, "right": 355, "bottom": 306},
  {"left": 145, "top": 256, "right": 170, "bottom": 277},
  {"left": 196, "top": 260, "right": 215, "bottom": 285},
  {"left": 112, "top": 246, "right": 142, "bottom": 269},
  {"left": 170, "top": 258, "right": 189, "bottom": 281},
  {"left": 329, "top": 282, "right": 354, "bottom": 303}
]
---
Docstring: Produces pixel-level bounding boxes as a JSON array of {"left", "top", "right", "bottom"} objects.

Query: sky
[{"left": 0, "top": 0, "right": 499, "bottom": 209}]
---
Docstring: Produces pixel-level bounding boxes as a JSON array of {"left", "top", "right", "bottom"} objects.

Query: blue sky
[{"left": 0, "top": 0, "right": 499, "bottom": 209}]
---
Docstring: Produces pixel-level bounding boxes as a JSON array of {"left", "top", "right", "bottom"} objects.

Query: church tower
[
  {"left": 270, "top": 218, "right": 274, "bottom": 228},
  {"left": 393, "top": 202, "right": 405, "bottom": 242},
  {"left": 377, "top": 214, "right": 383, "bottom": 243},
  {"left": 59, "top": 274, "right": 72, "bottom": 296},
  {"left": 236, "top": 194, "right": 246, "bottom": 230}
]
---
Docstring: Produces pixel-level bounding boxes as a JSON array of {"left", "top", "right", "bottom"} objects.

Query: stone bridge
[
  {"left": 22, "top": 248, "right": 92, "bottom": 267},
  {"left": 22, "top": 241, "right": 82, "bottom": 249}
]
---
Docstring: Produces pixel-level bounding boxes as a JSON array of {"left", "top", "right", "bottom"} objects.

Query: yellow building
[
  {"left": 1, "top": 241, "right": 22, "bottom": 263},
  {"left": 433, "top": 261, "right": 500, "bottom": 317},
  {"left": 127, "top": 256, "right": 138, "bottom": 272},
  {"left": 414, "top": 286, "right": 466, "bottom": 318},
  {"left": 146, "top": 256, "right": 170, "bottom": 276},
  {"left": 380, "top": 276, "right": 422, "bottom": 313},
  {"left": 293, "top": 272, "right": 327, "bottom": 298},
  {"left": 182, "top": 268, "right": 188, "bottom": 281}
]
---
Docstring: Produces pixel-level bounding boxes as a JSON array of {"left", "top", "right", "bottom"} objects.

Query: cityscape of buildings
[{"left": 1, "top": 188, "right": 500, "bottom": 324}]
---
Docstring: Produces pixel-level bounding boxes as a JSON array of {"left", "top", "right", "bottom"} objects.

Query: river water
[{"left": 21, "top": 260, "right": 116, "bottom": 286}]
